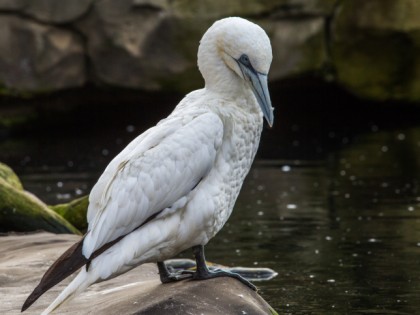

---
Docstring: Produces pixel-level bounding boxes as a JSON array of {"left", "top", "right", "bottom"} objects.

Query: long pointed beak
[
  {"left": 249, "top": 72, "right": 274, "bottom": 127},
  {"left": 239, "top": 63, "right": 274, "bottom": 127}
]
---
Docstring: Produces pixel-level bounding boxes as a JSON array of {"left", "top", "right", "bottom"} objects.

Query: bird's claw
[{"left": 160, "top": 271, "right": 193, "bottom": 283}]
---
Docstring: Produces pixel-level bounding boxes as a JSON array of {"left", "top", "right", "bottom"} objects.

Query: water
[{"left": 1, "top": 87, "right": 420, "bottom": 313}]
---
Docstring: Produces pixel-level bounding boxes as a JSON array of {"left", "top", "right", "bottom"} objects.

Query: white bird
[{"left": 22, "top": 16, "right": 273, "bottom": 314}]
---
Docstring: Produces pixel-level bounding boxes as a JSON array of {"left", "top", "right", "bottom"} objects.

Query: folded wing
[{"left": 83, "top": 112, "right": 224, "bottom": 258}]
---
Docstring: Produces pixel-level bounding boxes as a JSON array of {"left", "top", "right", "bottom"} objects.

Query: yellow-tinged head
[{"left": 198, "top": 17, "right": 274, "bottom": 126}]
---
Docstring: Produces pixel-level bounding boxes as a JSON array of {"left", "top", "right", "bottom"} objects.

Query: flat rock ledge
[{"left": 0, "top": 232, "right": 277, "bottom": 315}]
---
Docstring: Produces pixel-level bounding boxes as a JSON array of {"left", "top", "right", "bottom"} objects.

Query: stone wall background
[{"left": 0, "top": 0, "right": 419, "bottom": 102}]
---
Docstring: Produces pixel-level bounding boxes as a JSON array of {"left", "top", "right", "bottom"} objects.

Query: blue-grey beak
[
  {"left": 237, "top": 58, "right": 274, "bottom": 127},
  {"left": 248, "top": 72, "right": 274, "bottom": 127}
]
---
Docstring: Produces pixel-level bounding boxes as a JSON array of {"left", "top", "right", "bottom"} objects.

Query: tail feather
[
  {"left": 41, "top": 268, "right": 93, "bottom": 315},
  {"left": 21, "top": 238, "right": 88, "bottom": 312}
]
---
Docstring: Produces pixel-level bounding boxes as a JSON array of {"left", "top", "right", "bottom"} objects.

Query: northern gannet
[{"left": 22, "top": 16, "right": 273, "bottom": 314}]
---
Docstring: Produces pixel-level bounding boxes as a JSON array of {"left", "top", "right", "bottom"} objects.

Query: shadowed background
[{"left": 0, "top": 1, "right": 419, "bottom": 314}]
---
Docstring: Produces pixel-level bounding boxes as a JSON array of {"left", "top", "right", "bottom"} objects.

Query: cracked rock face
[
  {"left": 0, "top": 15, "right": 86, "bottom": 92},
  {"left": 0, "top": 0, "right": 419, "bottom": 102}
]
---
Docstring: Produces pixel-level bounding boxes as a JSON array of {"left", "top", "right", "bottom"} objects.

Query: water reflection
[
  {"left": 205, "top": 126, "right": 420, "bottom": 313},
  {"left": 0, "top": 103, "right": 419, "bottom": 313}
]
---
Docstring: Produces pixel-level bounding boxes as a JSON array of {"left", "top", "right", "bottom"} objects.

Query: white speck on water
[
  {"left": 257, "top": 211, "right": 264, "bottom": 216},
  {"left": 281, "top": 165, "right": 291, "bottom": 172},
  {"left": 56, "top": 193, "right": 71, "bottom": 200},
  {"left": 352, "top": 253, "right": 358, "bottom": 257},
  {"left": 340, "top": 170, "right": 346, "bottom": 176},
  {"left": 256, "top": 199, "right": 262, "bottom": 205},
  {"left": 368, "top": 238, "right": 378, "bottom": 243},
  {"left": 102, "top": 149, "right": 109, "bottom": 156},
  {"left": 286, "top": 204, "right": 297, "bottom": 209},
  {"left": 397, "top": 133, "right": 406, "bottom": 140},
  {"left": 408, "top": 206, "right": 414, "bottom": 212},
  {"left": 75, "top": 188, "right": 83, "bottom": 195},
  {"left": 309, "top": 274, "right": 315, "bottom": 278},
  {"left": 253, "top": 261, "right": 258, "bottom": 265},
  {"left": 238, "top": 294, "right": 244, "bottom": 298},
  {"left": 416, "top": 242, "right": 420, "bottom": 247},
  {"left": 241, "top": 311, "right": 247, "bottom": 314},
  {"left": 344, "top": 193, "right": 350, "bottom": 199},
  {"left": 381, "top": 182, "right": 388, "bottom": 188},
  {"left": 327, "top": 279, "right": 336, "bottom": 283},
  {"left": 315, "top": 249, "right": 319, "bottom": 254},
  {"left": 381, "top": 146, "right": 389, "bottom": 153},
  {"left": 257, "top": 185, "right": 264, "bottom": 191},
  {"left": 325, "top": 236, "right": 332, "bottom": 241},
  {"left": 56, "top": 181, "right": 63, "bottom": 188},
  {"left": 126, "top": 125, "right": 135, "bottom": 133}
]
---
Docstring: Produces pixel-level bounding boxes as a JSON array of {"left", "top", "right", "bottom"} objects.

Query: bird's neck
[{"left": 198, "top": 42, "right": 250, "bottom": 100}]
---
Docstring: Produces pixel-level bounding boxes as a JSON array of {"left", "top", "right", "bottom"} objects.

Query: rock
[
  {"left": 50, "top": 196, "right": 89, "bottom": 231},
  {"left": 266, "top": 17, "right": 327, "bottom": 81},
  {"left": 0, "top": 162, "right": 23, "bottom": 190},
  {"left": 0, "top": 0, "right": 94, "bottom": 24},
  {"left": 331, "top": 0, "right": 420, "bottom": 101},
  {"left": 75, "top": 1, "right": 206, "bottom": 92},
  {"left": 0, "top": 232, "right": 278, "bottom": 315},
  {"left": 0, "top": 163, "right": 80, "bottom": 234},
  {"left": 0, "top": 15, "right": 85, "bottom": 93}
]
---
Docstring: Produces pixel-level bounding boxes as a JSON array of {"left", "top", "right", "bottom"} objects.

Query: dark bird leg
[
  {"left": 190, "top": 245, "right": 257, "bottom": 291},
  {"left": 157, "top": 261, "right": 192, "bottom": 283}
]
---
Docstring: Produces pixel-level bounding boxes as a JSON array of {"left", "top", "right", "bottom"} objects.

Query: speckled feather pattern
[{"left": 40, "top": 17, "right": 272, "bottom": 314}]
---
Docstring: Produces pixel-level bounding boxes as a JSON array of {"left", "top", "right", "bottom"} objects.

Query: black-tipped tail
[{"left": 21, "top": 238, "right": 87, "bottom": 312}]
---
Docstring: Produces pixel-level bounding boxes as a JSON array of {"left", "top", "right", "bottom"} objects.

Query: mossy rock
[
  {"left": 0, "top": 162, "right": 23, "bottom": 190},
  {"left": 51, "top": 195, "right": 89, "bottom": 231},
  {"left": 0, "top": 163, "right": 80, "bottom": 234},
  {"left": 331, "top": 0, "right": 420, "bottom": 102}
]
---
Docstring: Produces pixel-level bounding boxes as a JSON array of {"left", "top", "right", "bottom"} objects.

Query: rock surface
[
  {"left": 0, "top": 163, "right": 80, "bottom": 234},
  {"left": 0, "top": 0, "right": 419, "bottom": 101},
  {"left": 0, "top": 15, "right": 85, "bottom": 93},
  {"left": 331, "top": 0, "right": 420, "bottom": 101},
  {"left": 51, "top": 196, "right": 89, "bottom": 231},
  {"left": 0, "top": 232, "right": 277, "bottom": 315}
]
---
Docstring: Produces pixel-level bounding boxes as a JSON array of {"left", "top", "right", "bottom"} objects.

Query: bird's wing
[{"left": 83, "top": 112, "right": 223, "bottom": 258}]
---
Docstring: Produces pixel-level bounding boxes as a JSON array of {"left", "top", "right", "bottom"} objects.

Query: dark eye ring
[{"left": 240, "top": 54, "right": 251, "bottom": 66}]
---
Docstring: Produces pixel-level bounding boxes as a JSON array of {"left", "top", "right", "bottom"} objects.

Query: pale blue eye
[{"left": 240, "top": 54, "right": 251, "bottom": 66}]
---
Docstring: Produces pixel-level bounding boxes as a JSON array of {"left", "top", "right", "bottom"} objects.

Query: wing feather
[{"left": 83, "top": 112, "right": 223, "bottom": 258}]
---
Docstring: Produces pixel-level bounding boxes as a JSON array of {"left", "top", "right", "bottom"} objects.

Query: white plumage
[{"left": 26, "top": 17, "right": 274, "bottom": 314}]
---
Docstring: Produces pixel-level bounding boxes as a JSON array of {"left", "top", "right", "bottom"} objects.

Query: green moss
[
  {"left": 0, "top": 177, "right": 81, "bottom": 234},
  {"left": 332, "top": 0, "right": 420, "bottom": 102},
  {"left": 0, "top": 162, "right": 23, "bottom": 190},
  {"left": 51, "top": 196, "right": 89, "bottom": 231}
]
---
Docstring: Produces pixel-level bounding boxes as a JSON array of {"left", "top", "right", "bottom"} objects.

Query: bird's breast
[{"left": 197, "top": 109, "right": 263, "bottom": 240}]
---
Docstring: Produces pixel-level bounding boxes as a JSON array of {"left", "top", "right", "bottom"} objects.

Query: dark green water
[{"left": 1, "top": 87, "right": 419, "bottom": 314}]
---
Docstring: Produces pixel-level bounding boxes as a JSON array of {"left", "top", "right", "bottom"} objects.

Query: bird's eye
[{"left": 239, "top": 54, "right": 251, "bottom": 66}]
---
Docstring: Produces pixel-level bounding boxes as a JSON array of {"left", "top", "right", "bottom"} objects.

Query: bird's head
[{"left": 198, "top": 17, "right": 274, "bottom": 127}]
